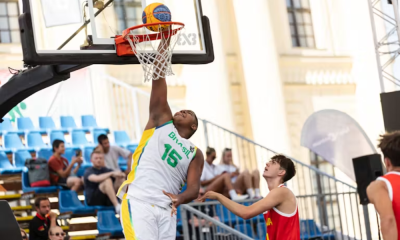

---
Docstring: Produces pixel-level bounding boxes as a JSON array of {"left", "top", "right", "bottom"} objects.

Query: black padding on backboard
[{"left": 0, "top": 200, "right": 23, "bottom": 240}]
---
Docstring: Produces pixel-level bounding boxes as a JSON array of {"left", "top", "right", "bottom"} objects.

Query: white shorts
[{"left": 120, "top": 197, "right": 177, "bottom": 240}]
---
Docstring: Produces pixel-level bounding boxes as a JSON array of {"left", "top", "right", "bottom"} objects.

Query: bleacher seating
[
  {"left": 234, "top": 223, "right": 257, "bottom": 239},
  {"left": 14, "top": 150, "right": 31, "bottom": 168},
  {"left": 114, "top": 130, "right": 137, "bottom": 148},
  {"left": 22, "top": 170, "right": 60, "bottom": 193},
  {"left": 257, "top": 222, "right": 267, "bottom": 240},
  {"left": 72, "top": 131, "right": 92, "bottom": 148},
  {"left": 17, "top": 117, "right": 46, "bottom": 134},
  {"left": 38, "top": 148, "right": 52, "bottom": 161},
  {"left": 4, "top": 133, "right": 34, "bottom": 153},
  {"left": 92, "top": 129, "right": 107, "bottom": 144},
  {"left": 59, "top": 190, "right": 95, "bottom": 214},
  {"left": 0, "top": 118, "right": 23, "bottom": 136},
  {"left": 216, "top": 205, "right": 245, "bottom": 225},
  {"left": 81, "top": 115, "right": 110, "bottom": 133},
  {"left": 0, "top": 151, "right": 23, "bottom": 174},
  {"left": 27, "top": 132, "right": 49, "bottom": 150},
  {"left": 83, "top": 192, "right": 114, "bottom": 211},
  {"left": 300, "top": 219, "right": 335, "bottom": 240},
  {"left": 97, "top": 211, "right": 123, "bottom": 237},
  {"left": 60, "top": 116, "right": 89, "bottom": 133}
]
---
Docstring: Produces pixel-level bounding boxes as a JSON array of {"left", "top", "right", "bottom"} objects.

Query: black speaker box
[
  {"left": 381, "top": 91, "right": 400, "bottom": 132},
  {"left": 352, "top": 154, "right": 384, "bottom": 205}
]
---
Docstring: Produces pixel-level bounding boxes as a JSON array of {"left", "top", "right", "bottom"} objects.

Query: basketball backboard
[{"left": 20, "top": 0, "right": 214, "bottom": 65}]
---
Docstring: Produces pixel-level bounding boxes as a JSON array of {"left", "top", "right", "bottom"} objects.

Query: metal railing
[
  {"left": 180, "top": 204, "right": 254, "bottom": 240},
  {"left": 103, "top": 74, "right": 375, "bottom": 240}
]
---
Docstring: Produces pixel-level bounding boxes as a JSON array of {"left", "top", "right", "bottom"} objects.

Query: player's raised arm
[{"left": 146, "top": 35, "right": 173, "bottom": 130}]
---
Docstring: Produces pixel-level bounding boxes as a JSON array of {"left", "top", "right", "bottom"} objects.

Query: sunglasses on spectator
[{"left": 51, "top": 232, "right": 65, "bottom": 237}]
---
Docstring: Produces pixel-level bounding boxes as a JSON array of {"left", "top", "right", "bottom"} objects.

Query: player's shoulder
[
  {"left": 367, "top": 179, "right": 387, "bottom": 192},
  {"left": 271, "top": 185, "right": 295, "bottom": 198}
]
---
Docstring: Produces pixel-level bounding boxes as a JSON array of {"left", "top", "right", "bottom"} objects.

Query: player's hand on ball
[
  {"left": 198, "top": 191, "right": 219, "bottom": 202},
  {"left": 163, "top": 190, "right": 180, "bottom": 216}
]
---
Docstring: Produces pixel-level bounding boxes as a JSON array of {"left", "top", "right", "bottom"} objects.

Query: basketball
[{"left": 142, "top": 3, "right": 172, "bottom": 32}]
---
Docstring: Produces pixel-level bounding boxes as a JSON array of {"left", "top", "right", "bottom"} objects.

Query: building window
[
  {"left": 0, "top": 0, "right": 19, "bottom": 43},
  {"left": 286, "top": 0, "right": 315, "bottom": 48},
  {"left": 114, "top": 0, "right": 142, "bottom": 34}
]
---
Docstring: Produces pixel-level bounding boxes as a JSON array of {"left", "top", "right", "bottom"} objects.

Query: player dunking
[
  {"left": 117, "top": 35, "right": 204, "bottom": 239},
  {"left": 199, "top": 154, "right": 300, "bottom": 240}
]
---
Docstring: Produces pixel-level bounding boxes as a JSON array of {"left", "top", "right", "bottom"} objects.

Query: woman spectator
[
  {"left": 219, "top": 148, "right": 261, "bottom": 199},
  {"left": 200, "top": 147, "right": 247, "bottom": 200}
]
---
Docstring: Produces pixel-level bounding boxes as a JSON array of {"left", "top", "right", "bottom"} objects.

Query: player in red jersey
[
  {"left": 199, "top": 154, "right": 299, "bottom": 240},
  {"left": 367, "top": 132, "right": 400, "bottom": 240}
]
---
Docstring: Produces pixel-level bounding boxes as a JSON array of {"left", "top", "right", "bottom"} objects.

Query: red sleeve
[{"left": 48, "top": 156, "right": 63, "bottom": 172}]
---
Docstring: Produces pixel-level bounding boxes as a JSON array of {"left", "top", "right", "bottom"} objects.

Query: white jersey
[{"left": 117, "top": 120, "right": 197, "bottom": 208}]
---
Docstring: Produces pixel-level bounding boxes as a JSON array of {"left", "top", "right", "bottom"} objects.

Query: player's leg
[
  {"left": 251, "top": 169, "right": 262, "bottom": 198},
  {"left": 233, "top": 170, "right": 255, "bottom": 198},
  {"left": 158, "top": 206, "right": 177, "bottom": 240},
  {"left": 121, "top": 198, "right": 158, "bottom": 240},
  {"left": 66, "top": 176, "right": 83, "bottom": 191}
]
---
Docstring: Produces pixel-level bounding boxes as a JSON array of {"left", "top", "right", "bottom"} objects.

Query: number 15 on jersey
[{"left": 162, "top": 144, "right": 182, "bottom": 168}]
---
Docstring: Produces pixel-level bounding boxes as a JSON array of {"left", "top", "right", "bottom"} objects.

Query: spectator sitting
[
  {"left": 20, "top": 228, "right": 27, "bottom": 240},
  {"left": 219, "top": 148, "right": 261, "bottom": 199},
  {"left": 48, "top": 226, "right": 66, "bottom": 240},
  {"left": 84, "top": 150, "right": 126, "bottom": 214},
  {"left": 29, "top": 197, "right": 58, "bottom": 240},
  {"left": 97, "top": 134, "right": 133, "bottom": 173},
  {"left": 48, "top": 140, "right": 83, "bottom": 191},
  {"left": 200, "top": 147, "right": 247, "bottom": 201}
]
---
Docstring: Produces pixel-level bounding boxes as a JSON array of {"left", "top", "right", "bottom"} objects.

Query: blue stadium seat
[
  {"left": 256, "top": 222, "right": 267, "bottom": 240},
  {"left": 21, "top": 170, "right": 59, "bottom": 193},
  {"left": 14, "top": 150, "right": 31, "bottom": 168},
  {"left": 0, "top": 151, "right": 23, "bottom": 174},
  {"left": 92, "top": 130, "right": 107, "bottom": 144},
  {"left": 216, "top": 205, "right": 245, "bottom": 225},
  {"left": 118, "top": 156, "right": 127, "bottom": 167},
  {"left": 27, "top": 132, "right": 49, "bottom": 150},
  {"left": 72, "top": 131, "right": 92, "bottom": 148},
  {"left": 39, "top": 116, "right": 56, "bottom": 130},
  {"left": 0, "top": 118, "right": 23, "bottom": 136},
  {"left": 17, "top": 117, "right": 46, "bottom": 134},
  {"left": 38, "top": 149, "right": 53, "bottom": 161},
  {"left": 126, "top": 144, "right": 138, "bottom": 153},
  {"left": 84, "top": 147, "right": 94, "bottom": 164},
  {"left": 300, "top": 219, "right": 336, "bottom": 240},
  {"left": 97, "top": 211, "right": 123, "bottom": 237},
  {"left": 83, "top": 192, "right": 114, "bottom": 211},
  {"left": 59, "top": 190, "right": 95, "bottom": 214},
  {"left": 60, "top": 116, "right": 89, "bottom": 132},
  {"left": 114, "top": 131, "right": 137, "bottom": 148},
  {"left": 234, "top": 223, "right": 256, "bottom": 238},
  {"left": 4, "top": 133, "right": 34, "bottom": 153},
  {"left": 81, "top": 115, "right": 109, "bottom": 133}
]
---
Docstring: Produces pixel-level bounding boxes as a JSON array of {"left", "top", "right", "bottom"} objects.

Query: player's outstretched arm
[
  {"left": 199, "top": 187, "right": 289, "bottom": 220},
  {"left": 145, "top": 36, "right": 173, "bottom": 130},
  {"left": 367, "top": 181, "right": 398, "bottom": 240}
]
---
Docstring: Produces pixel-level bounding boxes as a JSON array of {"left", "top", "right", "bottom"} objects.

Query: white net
[{"left": 124, "top": 24, "right": 184, "bottom": 82}]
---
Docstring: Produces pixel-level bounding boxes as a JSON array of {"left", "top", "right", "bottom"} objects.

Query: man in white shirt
[
  {"left": 200, "top": 147, "right": 247, "bottom": 200},
  {"left": 97, "top": 134, "right": 133, "bottom": 172}
]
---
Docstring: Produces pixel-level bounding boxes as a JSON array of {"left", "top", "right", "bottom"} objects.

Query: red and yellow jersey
[{"left": 263, "top": 184, "right": 300, "bottom": 240}]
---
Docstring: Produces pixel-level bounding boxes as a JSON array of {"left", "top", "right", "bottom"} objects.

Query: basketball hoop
[{"left": 115, "top": 22, "right": 185, "bottom": 82}]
